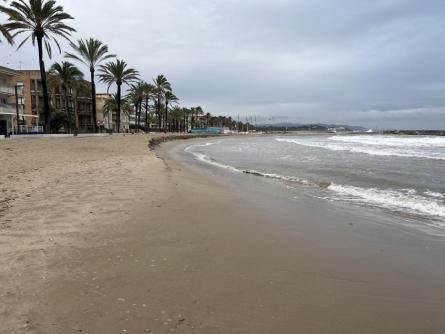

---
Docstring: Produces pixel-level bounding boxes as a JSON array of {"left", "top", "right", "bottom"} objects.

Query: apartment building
[
  {"left": 16, "top": 70, "right": 42, "bottom": 131},
  {"left": 0, "top": 66, "right": 26, "bottom": 136},
  {"left": 96, "top": 93, "right": 129, "bottom": 132},
  {"left": 16, "top": 70, "right": 96, "bottom": 133},
  {"left": 1, "top": 65, "right": 129, "bottom": 134}
]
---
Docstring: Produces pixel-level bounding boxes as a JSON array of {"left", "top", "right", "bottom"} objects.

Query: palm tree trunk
[
  {"left": 145, "top": 97, "right": 149, "bottom": 132},
  {"left": 73, "top": 89, "right": 79, "bottom": 135},
  {"left": 183, "top": 110, "right": 186, "bottom": 133},
  {"left": 90, "top": 68, "right": 97, "bottom": 133},
  {"left": 37, "top": 36, "right": 50, "bottom": 133},
  {"left": 137, "top": 101, "right": 141, "bottom": 131},
  {"left": 157, "top": 97, "right": 161, "bottom": 130},
  {"left": 117, "top": 84, "right": 121, "bottom": 133},
  {"left": 64, "top": 90, "right": 70, "bottom": 133},
  {"left": 164, "top": 100, "right": 168, "bottom": 133}
]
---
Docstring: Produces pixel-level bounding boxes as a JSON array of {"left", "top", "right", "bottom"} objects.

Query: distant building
[
  {"left": 16, "top": 70, "right": 42, "bottom": 132},
  {"left": 96, "top": 93, "right": 110, "bottom": 131},
  {"left": 96, "top": 93, "right": 129, "bottom": 132},
  {"left": 49, "top": 78, "right": 94, "bottom": 132}
]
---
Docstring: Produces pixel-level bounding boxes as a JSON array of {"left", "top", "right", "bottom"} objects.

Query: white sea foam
[
  {"left": 276, "top": 136, "right": 445, "bottom": 160},
  {"left": 243, "top": 170, "right": 312, "bottom": 185},
  {"left": 193, "top": 152, "right": 242, "bottom": 173},
  {"left": 330, "top": 135, "right": 445, "bottom": 147},
  {"left": 328, "top": 183, "right": 445, "bottom": 218},
  {"left": 186, "top": 143, "right": 313, "bottom": 184},
  {"left": 424, "top": 190, "right": 444, "bottom": 199},
  {"left": 184, "top": 141, "right": 221, "bottom": 152}
]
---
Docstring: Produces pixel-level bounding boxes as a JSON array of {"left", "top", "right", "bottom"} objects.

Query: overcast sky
[{"left": 1, "top": 0, "right": 445, "bottom": 129}]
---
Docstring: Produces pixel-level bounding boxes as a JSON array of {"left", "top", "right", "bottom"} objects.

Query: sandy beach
[{"left": 1, "top": 135, "right": 445, "bottom": 334}]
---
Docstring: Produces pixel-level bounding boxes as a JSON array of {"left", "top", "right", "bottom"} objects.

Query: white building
[{"left": 0, "top": 66, "right": 24, "bottom": 136}]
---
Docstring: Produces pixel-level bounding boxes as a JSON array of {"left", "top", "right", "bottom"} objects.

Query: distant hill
[{"left": 256, "top": 123, "right": 368, "bottom": 132}]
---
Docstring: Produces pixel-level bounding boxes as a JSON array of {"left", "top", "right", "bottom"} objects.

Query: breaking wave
[
  {"left": 185, "top": 140, "right": 445, "bottom": 222},
  {"left": 276, "top": 136, "right": 445, "bottom": 160},
  {"left": 328, "top": 184, "right": 445, "bottom": 219}
]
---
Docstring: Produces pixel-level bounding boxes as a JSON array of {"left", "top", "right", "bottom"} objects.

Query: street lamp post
[
  {"left": 15, "top": 84, "right": 20, "bottom": 134},
  {"left": 14, "top": 82, "right": 24, "bottom": 134}
]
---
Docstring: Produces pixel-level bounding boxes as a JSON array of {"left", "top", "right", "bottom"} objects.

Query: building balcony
[
  {"left": 0, "top": 104, "right": 16, "bottom": 115},
  {"left": 0, "top": 104, "right": 25, "bottom": 116},
  {"left": 0, "top": 85, "right": 15, "bottom": 96}
]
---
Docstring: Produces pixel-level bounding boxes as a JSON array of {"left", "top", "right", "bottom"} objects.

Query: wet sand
[{"left": 1, "top": 135, "right": 445, "bottom": 333}]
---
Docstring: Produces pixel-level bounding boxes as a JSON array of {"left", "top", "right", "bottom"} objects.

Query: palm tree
[
  {"left": 65, "top": 38, "right": 115, "bottom": 133},
  {"left": 98, "top": 59, "right": 139, "bottom": 132},
  {"left": 169, "top": 106, "right": 183, "bottom": 132},
  {"left": 0, "top": 24, "right": 13, "bottom": 44},
  {"left": 153, "top": 75, "right": 171, "bottom": 130},
  {"left": 0, "top": 0, "right": 76, "bottom": 133},
  {"left": 164, "top": 91, "right": 178, "bottom": 132},
  {"left": 127, "top": 81, "right": 146, "bottom": 131},
  {"left": 142, "top": 82, "right": 155, "bottom": 131},
  {"left": 48, "top": 61, "right": 83, "bottom": 133}
]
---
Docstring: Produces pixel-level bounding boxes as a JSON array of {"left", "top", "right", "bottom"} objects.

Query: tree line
[{"left": 0, "top": 0, "right": 253, "bottom": 134}]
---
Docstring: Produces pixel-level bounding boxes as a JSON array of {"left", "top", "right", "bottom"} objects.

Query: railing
[
  {"left": 0, "top": 104, "right": 25, "bottom": 115},
  {"left": 0, "top": 85, "right": 15, "bottom": 95},
  {"left": 18, "top": 125, "right": 44, "bottom": 134},
  {"left": 0, "top": 105, "right": 16, "bottom": 115}
]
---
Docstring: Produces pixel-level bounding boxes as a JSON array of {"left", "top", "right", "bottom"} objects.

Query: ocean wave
[
  {"left": 328, "top": 184, "right": 445, "bottom": 219},
  {"left": 184, "top": 141, "right": 222, "bottom": 152},
  {"left": 275, "top": 137, "right": 445, "bottom": 160},
  {"left": 187, "top": 147, "right": 315, "bottom": 185},
  {"left": 424, "top": 190, "right": 444, "bottom": 199},
  {"left": 191, "top": 151, "right": 242, "bottom": 173},
  {"left": 185, "top": 142, "right": 445, "bottom": 221},
  {"left": 330, "top": 135, "right": 445, "bottom": 148}
]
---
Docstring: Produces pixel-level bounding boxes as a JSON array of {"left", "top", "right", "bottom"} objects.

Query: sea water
[{"left": 184, "top": 135, "right": 445, "bottom": 228}]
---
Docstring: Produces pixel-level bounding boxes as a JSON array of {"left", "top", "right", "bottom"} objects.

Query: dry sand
[{"left": 1, "top": 135, "right": 445, "bottom": 333}]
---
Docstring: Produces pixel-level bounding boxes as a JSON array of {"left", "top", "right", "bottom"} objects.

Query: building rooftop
[{"left": 0, "top": 65, "right": 21, "bottom": 76}]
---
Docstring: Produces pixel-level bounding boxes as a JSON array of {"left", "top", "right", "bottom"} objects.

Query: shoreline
[{"left": 1, "top": 135, "right": 445, "bottom": 333}]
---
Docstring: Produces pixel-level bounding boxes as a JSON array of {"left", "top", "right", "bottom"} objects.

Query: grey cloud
[{"left": 1, "top": 0, "right": 445, "bottom": 129}]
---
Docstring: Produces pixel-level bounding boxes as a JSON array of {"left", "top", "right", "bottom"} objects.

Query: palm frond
[
  {"left": 0, "top": 0, "right": 75, "bottom": 56},
  {"left": 66, "top": 38, "right": 116, "bottom": 70},
  {"left": 98, "top": 59, "right": 139, "bottom": 87},
  {"left": 0, "top": 24, "right": 14, "bottom": 44}
]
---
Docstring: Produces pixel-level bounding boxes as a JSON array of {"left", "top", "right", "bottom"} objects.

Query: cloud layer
[{"left": 1, "top": 0, "right": 445, "bottom": 129}]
